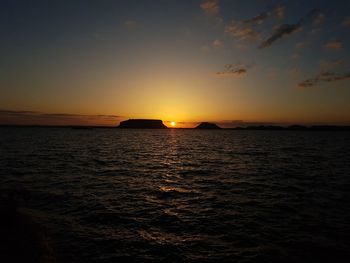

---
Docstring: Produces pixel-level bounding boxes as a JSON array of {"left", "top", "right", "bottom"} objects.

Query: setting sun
[{"left": 170, "top": 121, "right": 176, "bottom": 127}]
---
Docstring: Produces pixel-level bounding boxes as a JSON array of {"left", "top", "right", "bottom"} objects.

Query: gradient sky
[{"left": 1, "top": 0, "right": 350, "bottom": 127}]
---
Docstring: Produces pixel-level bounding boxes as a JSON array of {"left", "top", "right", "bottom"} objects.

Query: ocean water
[{"left": 1, "top": 128, "right": 350, "bottom": 262}]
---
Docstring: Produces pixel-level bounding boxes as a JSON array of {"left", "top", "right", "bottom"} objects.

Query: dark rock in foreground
[
  {"left": 0, "top": 191, "right": 55, "bottom": 263},
  {"left": 195, "top": 122, "right": 221, "bottom": 129},
  {"left": 118, "top": 119, "right": 167, "bottom": 129}
]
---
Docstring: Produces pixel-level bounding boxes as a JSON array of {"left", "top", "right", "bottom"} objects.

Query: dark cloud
[
  {"left": 243, "top": 5, "right": 285, "bottom": 25},
  {"left": 342, "top": 17, "right": 350, "bottom": 27},
  {"left": 225, "top": 5, "right": 286, "bottom": 44},
  {"left": 297, "top": 71, "right": 350, "bottom": 89},
  {"left": 218, "top": 120, "right": 278, "bottom": 128},
  {"left": 0, "top": 110, "right": 122, "bottom": 125},
  {"left": 297, "top": 79, "right": 315, "bottom": 89},
  {"left": 244, "top": 12, "right": 269, "bottom": 25},
  {"left": 259, "top": 24, "right": 301, "bottom": 49},
  {"left": 39, "top": 113, "right": 121, "bottom": 119},
  {"left": 216, "top": 63, "right": 252, "bottom": 77},
  {"left": 259, "top": 9, "right": 320, "bottom": 49},
  {"left": 0, "top": 110, "right": 38, "bottom": 115}
]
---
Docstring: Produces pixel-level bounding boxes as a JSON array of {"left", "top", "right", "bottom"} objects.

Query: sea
[{"left": 1, "top": 128, "right": 350, "bottom": 262}]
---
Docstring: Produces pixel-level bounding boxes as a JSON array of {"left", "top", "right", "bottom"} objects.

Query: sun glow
[{"left": 170, "top": 121, "right": 176, "bottom": 127}]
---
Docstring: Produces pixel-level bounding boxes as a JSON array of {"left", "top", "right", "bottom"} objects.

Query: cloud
[
  {"left": 212, "top": 39, "right": 223, "bottom": 48},
  {"left": 265, "top": 67, "right": 280, "bottom": 79},
  {"left": 297, "top": 71, "right": 350, "bottom": 89},
  {"left": 297, "top": 79, "right": 314, "bottom": 89},
  {"left": 218, "top": 120, "right": 278, "bottom": 128},
  {"left": 0, "top": 110, "right": 122, "bottom": 126},
  {"left": 259, "top": 24, "right": 301, "bottom": 49},
  {"left": 290, "top": 53, "right": 301, "bottom": 60},
  {"left": 274, "top": 5, "right": 285, "bottom": 20},
  {"left": 310, "top": 28, "right": 321, "bottom": 35},
  {"left": 319, "top": 59, "right": 344, "bottom": 71},
  {"left": 225, "top": 21, "right": 260, "bottom": 42},
  {"left": 288, "top": 67, "right": 302, "bottom": 78},
  {"left": 243, "top": 5, "right": 286, "bottom": 25},
  {"left": 342, "top": 17, "right": 350, "bottom": 27},
  {"left": 124, "top": 20, "right": 139, "bottom": 29},
  {"left": 323, "top": 40, "right": 342, "bottom": 50},
  {"left": 0, "top": 110, "right": 38, "bottom": 115},
  {"left": 313, "top": 13, "right": 325, "bottom": 27},
  {"left": 200, "top": 45, "right": 210, "bottom": 52},
  {"left": 200, "top": 0, "right": 219, "bottom": 15},
  {"left": 295, "top": 41, "right": 308, "bottom": 49},
  {"left": 259, "top": 9, "right": 320, "bottom": 49},
  {"left": 244, "top": 12, "right": 269, "bottom": 25},
  {"left": 216, "top": 63, "right": 252, "bottom": 77},
  {"left": 225, "top": 5, "right": 286, "bottom": 44}
]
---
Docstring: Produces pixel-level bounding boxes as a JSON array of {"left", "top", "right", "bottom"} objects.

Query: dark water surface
[{"left": 1, "top": 128, "right": 350, "bottom": 262}]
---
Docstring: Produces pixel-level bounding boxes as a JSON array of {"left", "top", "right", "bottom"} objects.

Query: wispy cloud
[
  {"left": 288, "top": 67, "right": 301, "bottom": 78},
  {"left": 313, "top": 13, "right": 325, "bottom": 27},
  {"left": 218, "top": 120, "right": 278, "bottom": 128},
  {"left": 290, "top": 52, "right": 301, "bottom": 61},
  {"left": 259, "top": 24, "right": 301, "bottom": 49},
  {"left": 295, "top": 41, "right": 308, "bottom": 49},
  {"left": 274, "top": 5, "right": 285, "bottom": 20},
  {"left": 212, "top": 39, "right": 223, "bottom": 48},
  {"left": 265, "top": 67, "right": 280, "bottom": 79},
  {"left": 297, "top": 71, "right": 350, "bottom": 89},
  {"left": 342, "top": 17, "right": 350, "bottom": 27},
  {"left": 323, "top": 40, "right": 342, "bottom": 50},
  {"left": 0, "top": 110, "right": 37, "bottom": 115},
  {"left": 244, "top": 12, "right": 269, "bottom": 25},
  {"left": 124, "top": 20, "right": 139, "bottom": 29},
  {"left": 216, "top": 63, "right": 252, "bottom": 77},
  {"left": 319, "top": 59, "right": 344, "bottom": 71},
  {"left": 225, "top": 5, "right": 286, "bottom": 44},
  {"left": 259, "top": 9, "right": 320, "bottom": 49},
  {"left": 200, "top": 45, "right": 210, "bottom": 52},
  {"left": 200, "top": 0, "right": 220, "bottom": 15},
  {"left": 0, "top": 110, "right": 122, "bottom": 126},
  {"left": 243, "top": 5, "right": 286, "bottom": 25},
  {"left": 225, "top": 22, "right": 260, "bottom": 42}
]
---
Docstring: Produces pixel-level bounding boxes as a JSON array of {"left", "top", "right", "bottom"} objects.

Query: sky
[{"left": 1, "top": 0, "right": 350, "bottom": 127}]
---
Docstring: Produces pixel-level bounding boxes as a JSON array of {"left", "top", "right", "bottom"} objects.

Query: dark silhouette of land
[
  {"left": 118, "top": 119, "right": 167, "bottom": 129},
  {"left": 0, "top": 123, "right": 350, "bottom": 131},
  {"left": 195, "top": 122, "right": 222, "bottom": 129},
  {"left": 229, "top": 125, "right": 350, "bottom": 131}
]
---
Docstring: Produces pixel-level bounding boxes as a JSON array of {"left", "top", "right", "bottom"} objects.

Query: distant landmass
[
  {"left": 229, "top": 125, "right": 350, "bottom": 131},
  {"left": 118, "top": 119, "right": 167, "bottom": 129},
  {"left": 1, "top": 123, "right": 350, "bottom": 131},
  {"left": 195, "top": 122, "right": 222, "bottom": 129}
]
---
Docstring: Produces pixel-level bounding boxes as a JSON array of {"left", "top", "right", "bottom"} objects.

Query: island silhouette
[
  {"left": 117, "top": 119, "right": 224, "bottom": 129},
  {"left": 118, "top": 119, "right": 167, "bottom": 129},
  {"left": 195, "top": 122, "right": 222, "bottom": 129},
  {"left": 1, "top": 119, "right": 350, "bottom": 131}
]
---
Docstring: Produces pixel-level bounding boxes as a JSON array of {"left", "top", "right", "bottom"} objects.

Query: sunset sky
[{"left": 1, "top": 0, "right": 350, "bottom": 127}]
